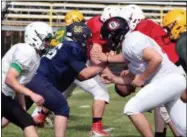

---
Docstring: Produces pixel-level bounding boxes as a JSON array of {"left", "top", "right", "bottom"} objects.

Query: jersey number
[{"left": 45, "top": 44, "right": 62, "bottom": 59}]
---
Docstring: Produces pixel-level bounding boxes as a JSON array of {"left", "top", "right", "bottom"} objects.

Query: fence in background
[
  {"left": 1, "top": 1, "right": 186, "bottom": 73},
  {"left": 2, "top": 1, "right": 186, "bottom": 31}
]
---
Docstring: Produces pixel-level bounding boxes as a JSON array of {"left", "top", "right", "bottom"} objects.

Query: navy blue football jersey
[{"left": 37, "top": 41, "right": 87, "bottom": 87}]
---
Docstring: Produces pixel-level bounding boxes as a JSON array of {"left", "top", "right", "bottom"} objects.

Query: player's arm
[
  {"left": 68, "top": 56, "right": 106, "bottom": 81},
  {"left": 78, "top": 64, "right": 106, "bottom": 80},
  {"left": 107, "top": 53, "right": 126, "bottom": 63},
  {"left": 140, "top": 47, "right": 162, "bottom": 80},
  {"left": 5, "top": 64, "right": 44, "bottom": 106},
  {"left": 92, "top": 48, "right": 126, "bottom": 63},
  {"left": 90, "top": 43, "right": 104, "bottom": 65},
  {"left": 101, "top": 73, "right": 132, "bottom": 85},
  {"left": 133, "top": 47, "right": 162, "bottom": 86}
]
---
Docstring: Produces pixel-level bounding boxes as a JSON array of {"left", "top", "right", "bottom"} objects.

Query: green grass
[{"left": 2, "top": 86, "right": 173, "bottom": 137}]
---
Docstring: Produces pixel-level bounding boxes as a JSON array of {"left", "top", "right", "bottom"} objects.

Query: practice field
[{"left": 2, "top": 85, "right": 173, "bottom": 137}]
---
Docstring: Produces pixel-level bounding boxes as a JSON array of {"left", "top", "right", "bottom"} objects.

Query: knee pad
[
  {"left": 54, "top": 104, "right": 70, "bottom": 118},
  {"left": 124, "top": 97, "right": 140, "bottom": 115}
]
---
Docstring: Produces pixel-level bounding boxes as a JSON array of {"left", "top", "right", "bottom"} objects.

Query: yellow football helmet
[
  {"left": 64, "top": 10, "right": 84, "bottom": 25},
  {"left": 162, "top": 9, "right": 186, "bottom": 40}
]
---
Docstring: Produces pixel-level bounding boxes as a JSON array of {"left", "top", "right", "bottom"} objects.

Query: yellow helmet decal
[{"left": 50, "top": 27, "right": 66, "bottom": 47}]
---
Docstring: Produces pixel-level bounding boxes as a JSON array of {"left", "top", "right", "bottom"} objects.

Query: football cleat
[{"left": 90, "top": 122, "right": 110, "bottom": 137}]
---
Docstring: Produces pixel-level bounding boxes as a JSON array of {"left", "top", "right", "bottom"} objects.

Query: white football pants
[
  {"left": 124, "top": 73, "right": 186, "bottom": 137},
  {"left": 63, "top": 74, "right": 109, "bottom": 103}
]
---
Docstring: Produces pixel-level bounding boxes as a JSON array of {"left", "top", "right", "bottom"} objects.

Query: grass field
[{"left": 2, "top": 85, "right": 173, "bottom": 137}]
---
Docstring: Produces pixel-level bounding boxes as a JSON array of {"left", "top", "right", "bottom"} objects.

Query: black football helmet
[{"left": 101, "top": 17, "right": 130, "bottom": 51}]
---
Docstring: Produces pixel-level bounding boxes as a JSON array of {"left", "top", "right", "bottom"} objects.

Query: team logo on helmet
[
  {"left": 73, "top": 25, "right": 83, "bottom": 33},
  {"left": 107, "top": 19, "right": 120, "bottom": 31}
]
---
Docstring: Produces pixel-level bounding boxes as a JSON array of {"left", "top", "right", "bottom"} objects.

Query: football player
[
  {"left": 93, "top": 17, "right": 186, "bottom": 137},
  {"left": 162, "top": 9, "right": 187, "bottom": 103},
  {"left": 118, "top": 5, "right": 182, "bottom": 137},
  {"left": 1, "top": 22, "right": 53, "bottom": 137},
  {"left": 31, "top": 8, "right": 120, "bottom": 136},
  {"left": 25, "top": 22, "right": 106, "bottom": 137}
]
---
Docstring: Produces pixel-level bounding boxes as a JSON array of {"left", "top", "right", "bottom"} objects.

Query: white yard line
[{"left": 79, "top": 105, "right": 90, "bottom": 108}]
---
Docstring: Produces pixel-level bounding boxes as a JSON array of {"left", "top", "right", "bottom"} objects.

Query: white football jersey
[
  {"left": 122, "top": 31, "right": 184, "bottom": 84},
  {"left": 2, "top": 43, "right": 40, "bottom": 97}
]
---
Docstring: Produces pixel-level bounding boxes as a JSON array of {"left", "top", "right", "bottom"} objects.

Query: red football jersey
[
  {"left": 134, "top": 19, "right": 179, "bottom": 63},
  {"left": 86, "top": 15, "right": 108, "bottom": 58}
]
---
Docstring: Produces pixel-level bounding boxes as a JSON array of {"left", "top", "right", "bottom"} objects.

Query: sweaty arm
[{"left": 139, "top": 47, "right": 162, "bottom": 81}]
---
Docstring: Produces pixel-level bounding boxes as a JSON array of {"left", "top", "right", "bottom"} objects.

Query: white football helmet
[
  {"left": 100, "top": 6, "right": 122, "bottom": 22},
  {"left": 119, "top": 5, "right": 145, "bottom": 30},
  {"left": 24, "top": 22, "right": 53, "bottom": 51}
]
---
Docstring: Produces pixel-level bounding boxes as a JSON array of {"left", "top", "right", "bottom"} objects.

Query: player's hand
[
  {"left": 92, "top": 49, "right": 108, "bottom": 63},
  {"left": 106, "top": 50, "right": 116, "bottom": 56},
  {"left": 30, "top": 93, "right": 45, "bottom": 106},
  {"left": 131, "top": 74, "right": 145, "bottom": 88},
  {"left": 101, "top": 74, "right": 114, "bottom": 84},
  {"left": 120, "top": 70, "right": 130, "bottom": 77},
  {"left": 100, "top": 75, "right": 112, "bottom": 84}
]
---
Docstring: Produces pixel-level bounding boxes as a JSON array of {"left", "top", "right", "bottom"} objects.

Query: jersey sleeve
[
  {"left": 65, "top": 42, "right": 87, "bottom": 74},
  {"left": 12, "top": 47, "right": 35, "bottom": 72},
  {"left": 87, "top": 15, "right": 107, "bottom": 45},
  {"left": 135, "top": 19, "right": 179, "bottom": 63},
  {"left": 123, "top": 32, "right": 152, "bottom": 61},
  {"left": 69, "top": 59, "right": 86, "bottom": 74}
]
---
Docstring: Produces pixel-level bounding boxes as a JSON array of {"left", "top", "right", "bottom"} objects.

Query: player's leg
[
  {"left": 74, "top": 75, "right": 110, "bottom": 136},
  {"left": 124, "top": 73, "right": 186, "bottom": 137},
  {"left": 42, "top": 87, "right": 69, "bottom": 137},
  {"left": 154, "top": 107, "right": 167, "bottom": 137},
  {"left": 30, "top": 82, "right": 76, "bottom": 127},
  {"left": 159, "top": 106, "right": 182, "bottom": 137},
  {"left": 1, "top": 93, "right": 39, "bottom": 137},
  {"left": 1, "top": 117, "right": 9, "bottom": 128},
  {"left": 165, "top": 98, "right": 186, "bottom": 137},
  {"left": 23, "top": 126, "right": 39, "bottom": 137},
  {"left": 27, "top": 75, "right": 69, "bottom": 137}
]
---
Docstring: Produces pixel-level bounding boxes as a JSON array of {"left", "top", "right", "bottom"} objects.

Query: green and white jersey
[{"left": 2, "top": 43, "right": 40, "bottom": 97}]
